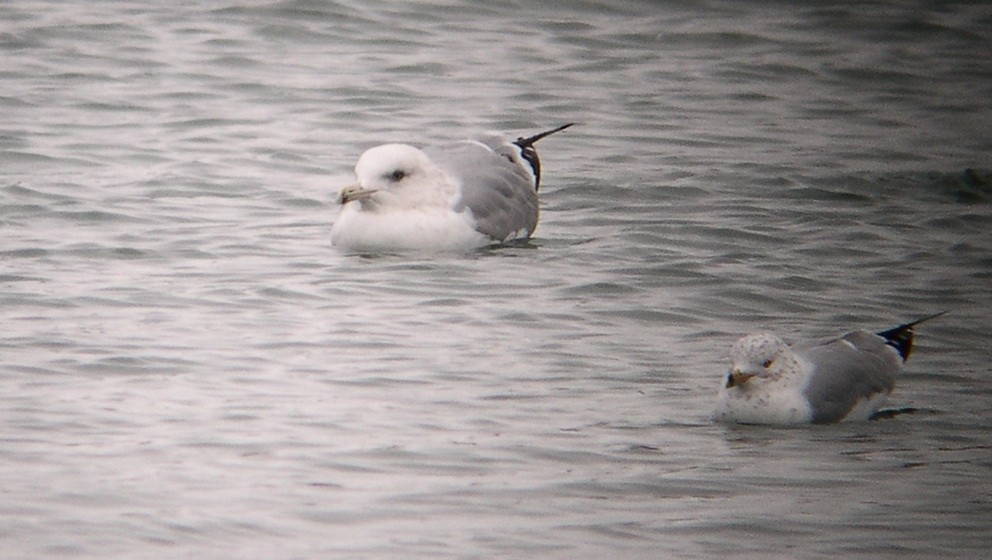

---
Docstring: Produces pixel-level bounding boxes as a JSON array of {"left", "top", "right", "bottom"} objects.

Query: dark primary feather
[
  {"left": 423, "top": 125, "right": 572, "bottom": 241},
  {"left": 425, "top": 141, "right": 538, "bottom": 241},
  {"left": 800, "top": 312, "right": 944, "bottom": 423},
  {"left": 875, "top": 311, "right": 947, "bottom": 361},
  {"left": 512, "top": 123, "right": 573, "bottom": 191}
]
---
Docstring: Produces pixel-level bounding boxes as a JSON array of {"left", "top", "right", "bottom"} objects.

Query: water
[{"left": 2, "top": 1, "right": 991, "bottom": 558}]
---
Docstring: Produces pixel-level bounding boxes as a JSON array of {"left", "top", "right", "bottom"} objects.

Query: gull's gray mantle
[
  {"left": 714, "top": 312, "right": 945, "bottom": 425},
  {"left": 331, "top": 124, "right": 572, "bottom": 252}
]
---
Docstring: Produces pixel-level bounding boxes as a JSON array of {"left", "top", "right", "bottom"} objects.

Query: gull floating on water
[
  {"left": 330, "top": 124, "right": 573, "bottom": 252},
  {"left": 713, "top": 312, "right": 945, "bottom": 425}
]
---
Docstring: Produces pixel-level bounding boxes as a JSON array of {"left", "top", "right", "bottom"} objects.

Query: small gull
[
  {"left": 331, "top": 124, "right": 573, "bottom": 252},
  {"left": 713, "top": 312, "right": 945, "bottom": 425}
]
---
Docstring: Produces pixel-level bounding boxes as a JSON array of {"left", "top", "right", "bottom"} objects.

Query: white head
[
  {"left": 339, "top": 144, "right": 455, "bottom": 211},
  {"left": 725, "top": 332, "right": 800, "bottom": 390},
  {"left": 714, "top": 332, "right": 814, "bottom": 424}
]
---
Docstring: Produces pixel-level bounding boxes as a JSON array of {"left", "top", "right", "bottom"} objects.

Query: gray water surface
[{"left": 2, "top": 1, "right": 991, "bottom": 558}]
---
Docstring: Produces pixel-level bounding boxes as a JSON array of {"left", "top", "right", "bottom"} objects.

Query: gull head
[
  {"left": 339, "top": 143, "right": 454, "bottom": 210},
  {"left": 725, "top": 332, "right": 796, "bottom": 389}
]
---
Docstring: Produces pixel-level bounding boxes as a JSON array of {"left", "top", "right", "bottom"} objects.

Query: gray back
[
  {"left": 424, "top": 141, "right": 538, "bottom": 241},
  {"left": 798, "top": 331, "right": 900, "bottom": 423}
]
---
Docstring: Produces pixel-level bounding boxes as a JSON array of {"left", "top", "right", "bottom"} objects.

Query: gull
[
  {"left": 330, "top": 124, "right": 573, "bottom": 252},
  {"left": 713, "top": 312, "right": 945, "bottom": 425}
]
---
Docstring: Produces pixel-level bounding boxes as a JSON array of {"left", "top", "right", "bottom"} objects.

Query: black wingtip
[
  {"left": 511, "top": 124, "right": 574, "bottom": 191},
  {"left": 876, "top": 311, "right": 947, "bottom": 362},
  {"left": 513, "top": 123, "right": 574, "bottom": 148}
]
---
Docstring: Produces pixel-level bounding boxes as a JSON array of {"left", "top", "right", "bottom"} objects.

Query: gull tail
[
  {"left": 513, "top": 123, "right": 574, "bottom": 191},
  {"left": 876, "top": 311, "right": 947, "bottom": 361}
]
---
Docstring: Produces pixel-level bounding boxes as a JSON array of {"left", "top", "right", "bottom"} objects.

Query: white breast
[{"left": 331, "top": 204, "right": 489, "bottom": 252}]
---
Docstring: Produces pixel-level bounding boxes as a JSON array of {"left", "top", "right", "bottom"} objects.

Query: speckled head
[{"left": 727, "top": 332, "right": 792, "bottom": 388}]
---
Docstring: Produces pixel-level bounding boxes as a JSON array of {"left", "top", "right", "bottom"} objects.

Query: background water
[{"left": 2, "top": 1, "right": 991, "bottom": 558}]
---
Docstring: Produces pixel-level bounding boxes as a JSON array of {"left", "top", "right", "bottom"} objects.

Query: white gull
[
  {"left": 331, "top": 124, "right": 572, "bottom": 252},
  {"left": 713, "top": 312, "right": 945, "bottom": 425}
]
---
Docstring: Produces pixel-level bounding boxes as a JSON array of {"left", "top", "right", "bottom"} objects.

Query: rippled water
[{"left": 3, "top": 1, "right": 991, "bottom": 558}]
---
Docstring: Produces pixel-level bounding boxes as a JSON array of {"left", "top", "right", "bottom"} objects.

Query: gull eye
[
  {"left": 389, "top": 169, "right": 406, "bottom": 182},
  {"left": 762, "top": 359, "right": 774, "bottom": 368}
]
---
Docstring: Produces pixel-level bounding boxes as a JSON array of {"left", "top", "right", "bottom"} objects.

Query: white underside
[
  {"left": 712, "top": 383, "right": 815, "bottom": 425},
  {"left": 331, "top": 204, "right": 492, "bottom": 252},
  {"left": 713, "top": 382, "right": 891, "bottom": 425}
]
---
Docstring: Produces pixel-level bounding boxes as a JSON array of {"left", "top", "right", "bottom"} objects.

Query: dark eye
[
  {"left": 762, "top": 359, "right": 773, "bottom": 368},
  {"left": 389, "top": 169, "right": 406, "bottom": 181}
]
